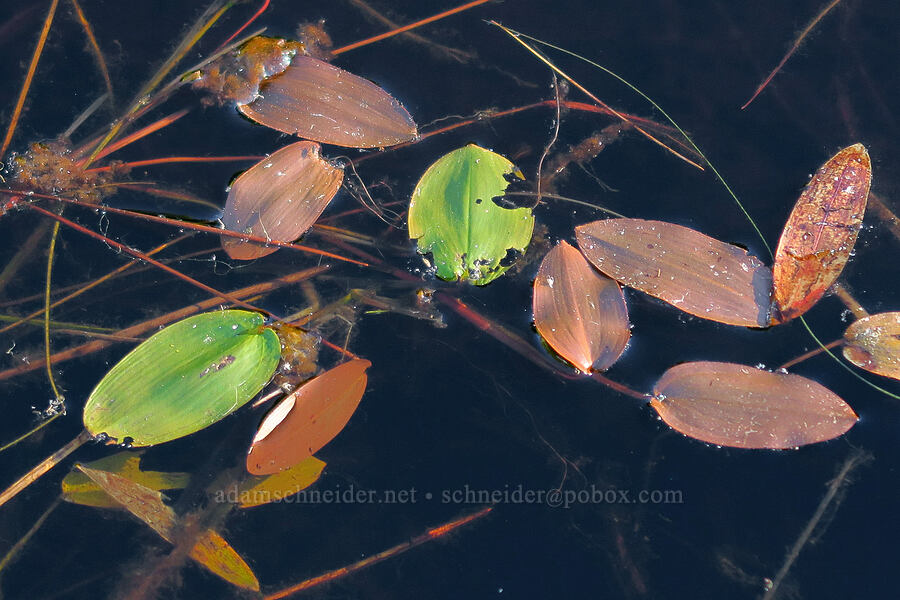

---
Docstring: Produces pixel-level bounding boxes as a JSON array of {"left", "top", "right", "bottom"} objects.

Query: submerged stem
[
  {"left": 0, "top": 430, "right": 91, "bottom": 508},
  {"left": 44, "top": 221, "right": 63, "bottom": 400}
]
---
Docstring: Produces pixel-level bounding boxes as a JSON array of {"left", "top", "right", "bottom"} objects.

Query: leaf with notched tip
[
  {"left": 843, "top": 311, "right": 900, "bottom": 380},
  {"left": 772, "top": 144, "right": 871, "bottom": 323},
  {"left": 247, "top": 359, "right": 371, "bottom": 475},
  {"left": 221, "top": 141, "right": 343, "bottom": 260},
  {"left": 238, "top": 56, "right": 417, "bottom": 148},
  {"left": 651, "top": 361, "right": 857, "bottom": 449},
  {"left": 408, "top": 144, "right": 534, "bottom": 286},
  {"left": 575, "top": 218, "right": 772, "bottom": 327},
  {"left": 533, "top": 241, "right": 630, "bottom": 372}
]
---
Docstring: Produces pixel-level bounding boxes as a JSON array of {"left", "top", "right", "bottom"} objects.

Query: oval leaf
[
  {"left": 221, "top": 141, "right": 343, "bottom": 260},
  {"left": 575, "top": 218, "right": 772, "bottom": 327},
  {"left": 533, "top": 241, "right": 630, "bottom": 372},
  {"left": 843, "top": 311, "right": 900, "bottom": 380},
  {"left": 772, "top": 144, "right": 871, "bottom": 322},
  {"left": 76, "top": 465, "right": 259, "bottom": 591},
  {"left": 651, "top": 361, "right": 857, "bottom": 449},
  {"left": 84, "top": 310, "right": 281, "bottom": 446},
  {"left": 408, "top": 144, "right": 535, "bottom": 285},
  {"left": 247, "top": 359, "right": 371, "bottom": 475},
  {"left": 237, "top": 56, "right": 417, "bottom": 148}
]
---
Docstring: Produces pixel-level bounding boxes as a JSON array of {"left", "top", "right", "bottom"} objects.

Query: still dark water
[{"left": 0, "top": 1, "right": 898, "bottom": 598}]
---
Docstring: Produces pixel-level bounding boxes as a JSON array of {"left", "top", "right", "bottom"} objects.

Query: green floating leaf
[
  {"left": 84, "top": 310, "right": 281, "bottom": 446},
  {"left": 408, "top": 144, "right": 534, "bottom": 285},
  {"left": 77, "top": 465, "right": 260, "bottom": 591},
  {"left": 62, "top": 451, "right": 189, "bottom": 508}
]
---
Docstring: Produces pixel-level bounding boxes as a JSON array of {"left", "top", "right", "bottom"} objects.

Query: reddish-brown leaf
[
  {"left": 237, "top": 56, "right": 417, "bottom": 148},
  {"left": 533, "top": 241, "right": 630, "bottom": 372},
  {"left": 772, "top": 144, "right": 871, "bottom": 323},
  {"left": 575, "top": 218, "right": 772, "bottom": 327},
  {"left": 247, "top": 359, "right": 371, "bottom": 475},
  {"left": 651, "top": 361, "right": 857, "bottom": 449},
  {"left": 221, "top": 141, "right": 343, "bottom": 260},
  {"left": 843, "top": 311, "right": 900, "bottom": 380}
]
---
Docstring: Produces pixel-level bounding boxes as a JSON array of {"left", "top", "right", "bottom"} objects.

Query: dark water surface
[{"left": 0, "top": 1, "right": 898, "bottom": 598}]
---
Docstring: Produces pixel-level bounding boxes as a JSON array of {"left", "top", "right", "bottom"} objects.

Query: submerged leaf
[
  {"left": 772, "top": 144, "right": 871, "bottom": 322},
  {"left": 62, "top": 451, "right": 189, "bottom": 508},
  {"left": 651, "top": 361, "right": 857, "bottom": 449},
  {"left": 533, "top": 241, "right": 630, "bottom": 372},
  {"left": 575, "top": 218, "right": 772, "bottom": 327},
  {"left": 408, "top": 144, "right": 534, "bottom": 285},
  {"left": 221, "top": 141, "right": 343, "bottom": 260},
  {"left": 247, "top": 359, "right": 371, "bottom": 475},
  {"left": 235, "top": 456, "right": 326, "bottom": 508},
  {"left": 843, "top": 312, "right": 900, "bottom": 380},
  {"left": 84, "top": 310, "right": 281, "bottom": 446},
  {"left": 76, "top": 465, "right": 259, "bottom": 591},
  {"left": 237, "top": 55, "right": 417, "bottom": 148}
]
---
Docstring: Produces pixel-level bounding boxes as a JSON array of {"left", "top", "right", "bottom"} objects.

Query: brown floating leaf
[
  {"left": 651, "top": 361, "right": 857, "bottom": 449},
  {"left": 247, "top": 359, "right": 371, "bottom": 475},
  {"left": 221, "top": 141, "right": 343, "bottom": 260},
  {"left": 772, "top": 144, "right": 871, "bottom": 323},
  {"left": 575, "top": 218, "right": 772, "bottom": 327},
  {"left": 76, "top": 465, "right": 259, "bottom": 591},
  {"left": 533, "top": 241, "right": 630, "bottom": 371},
  {"left": 237, "top": 56, "right": 417, "bottom": 148},
  {"left": 843, "top": 311, "right": 900, "bottom": 380}
]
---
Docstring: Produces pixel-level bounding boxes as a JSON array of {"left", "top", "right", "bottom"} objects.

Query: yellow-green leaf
[
  {"left": 408, "top": 144, "right": 534, "bottom": 285},
  {"left": 235, "top": 456, "right": 326, "bottom": 508}
]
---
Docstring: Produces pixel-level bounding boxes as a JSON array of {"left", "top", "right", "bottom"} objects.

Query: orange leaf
[
  {"left": 221, "top": 141, "right": 343, "bottom": 260},
  {"left": 76, "top": 465, "right": 259, "bottom": 591},
  {"left": 843, "top": 311, "right": 900, "bottom": 380},
  {"left": 651, "top": 361, "right": 857, "bottom": 449},
  {"left": 247, "top": 359, "right": 371, "bottom": 475},
  {"left": 772, "top": 144, "right": 871, "bottom": 323},
  {"left": 533, "top": 241, "right": 630, "bottom": 372},
  {"left": 237, "top": 56, "right": 417, "bottom": 148},
  {"left": 576, "top": 218, "right": 772, "bottom": 327}
]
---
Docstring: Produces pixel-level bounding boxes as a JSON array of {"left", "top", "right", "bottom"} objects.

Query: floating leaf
[
  {"left": 843, "top": 312, "right": 900, "bottom": 380},
  {"left": 235, "top": 456, "right": 326, "bottom": 508},
  {"left": 221, "top": 141, "right": 343, "bottom": 260},
  {"left": 62, "top": 451, "right": 189, "bottom": 508},
  {"left": 247, "top": 359, "right": 371, "bottom": 475},
  {"left": 533, "top": 241, "right": 630, "bottom": 372},
  {"left": 575, "top": 218, "right": 772, "bottom": 327},
  {"left": 772, "top": 144, "right": 871, "bottom": 322},
  {"left": 408, "top": 144, "right": 534, "bottom": 285},
  {"left": 237, "top": 55, "right": 417, "bottom": 148},
  {"left": 77, "top": 465, "right": 259, "bottom": 591},
  {"left": 84, "top": 310, "right": 280, "bottom": 446},
  {"left": 651, "top": 361, "right": 857, "bottom": 449}
]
